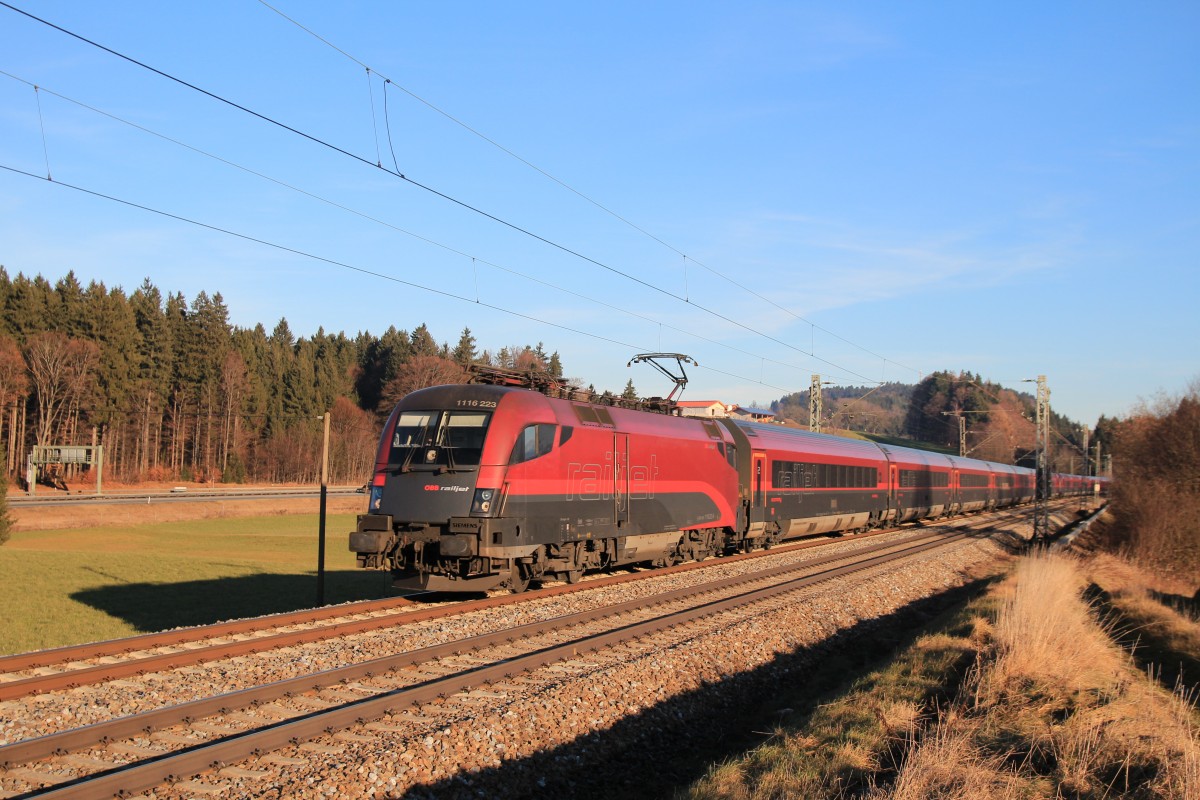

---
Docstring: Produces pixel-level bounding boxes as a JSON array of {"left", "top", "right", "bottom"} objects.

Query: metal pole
[
  {"left": 810, "top": 374, "right": 823, "bottom": 433},
  {"left": 1033, "top": 375, "right": 1050, "bottom": 544},
  {"left": 317, "top": 412, "right": 330, "bottom": 607}
]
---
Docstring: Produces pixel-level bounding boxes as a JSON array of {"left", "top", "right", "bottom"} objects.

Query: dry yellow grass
[
  {"left": 683, "top": 551, "right": 1200, "bottom": 800},
  {"left": 891, "top": 551, "right": 1199, "bottom": 800}
]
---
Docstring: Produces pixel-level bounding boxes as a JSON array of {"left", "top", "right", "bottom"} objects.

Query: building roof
[{"left": 731, "top": 406, "right": 775, "bottom": 417}]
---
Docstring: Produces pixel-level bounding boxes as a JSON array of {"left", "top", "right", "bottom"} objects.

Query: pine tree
[
  {"left": 51, "top": 271, "right": 87, "bottom": 337},
  {"left": 131, "top": 280, "right": 175, "bottom": 476},
  {"left": 409, "top": 324, "right": 439, "bottom": 357},
  {"left": 452, "top": 327, "right": 477, "bottom": 366},
  {"left": 2, "top": 272, "right": 53, "bottom": 341}
]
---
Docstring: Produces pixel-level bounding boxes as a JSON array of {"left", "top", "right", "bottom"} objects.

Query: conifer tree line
[{"left": 0, "top": 269, "right": 564, "bottom": 486}]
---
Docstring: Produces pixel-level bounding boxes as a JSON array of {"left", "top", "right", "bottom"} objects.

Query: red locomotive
[{"left": 349, "top": 382, "right": 1100, "bottom": 592}]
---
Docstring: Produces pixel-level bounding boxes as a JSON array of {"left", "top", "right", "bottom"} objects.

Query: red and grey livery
[{"left": 349, "top": 383, "right": 1103, "bottom": 593}]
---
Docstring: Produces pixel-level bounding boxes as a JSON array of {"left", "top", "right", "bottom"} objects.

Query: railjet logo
[{"left": 424, "top": 485, "right": 469, "bottom": 492}]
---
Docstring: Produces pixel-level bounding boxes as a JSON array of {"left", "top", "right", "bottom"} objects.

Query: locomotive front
[{"left": 349, "top": 383, "right": 544, "bottom": 592}]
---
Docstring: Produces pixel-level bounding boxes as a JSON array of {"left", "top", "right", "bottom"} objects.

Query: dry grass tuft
[
  {"left": 684, "top": 553, "right": 1198, "bottom": 800},
  {"left": 886, "top": 715, "right": 1021, "bottom": 800},
  {"left": 891, "top": 551, "right": 1200, "bottom": 800}
]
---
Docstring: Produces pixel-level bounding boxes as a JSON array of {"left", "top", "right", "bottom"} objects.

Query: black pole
[{"left": 317, "top": 412, "right": 330, "bottom": 606}]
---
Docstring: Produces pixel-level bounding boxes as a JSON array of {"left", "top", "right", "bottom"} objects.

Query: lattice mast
[
  {"left": 809, "top": 374, "right": 824, "bottom": 433},
  {"left": 1033, "top": 374, "right": 1051, "bottom": 543}
]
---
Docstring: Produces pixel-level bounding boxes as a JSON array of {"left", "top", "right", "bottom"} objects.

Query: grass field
[{"left": 0, "top": 513, "right": 394, "bottom": 656}]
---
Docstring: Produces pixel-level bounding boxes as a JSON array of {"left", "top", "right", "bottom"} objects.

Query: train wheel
[
  {"left": 509, "top": 562, "right": 531, "bottom": 594},
  {"left": 565, "top": 569, "right": 583, "bottom": 584}
]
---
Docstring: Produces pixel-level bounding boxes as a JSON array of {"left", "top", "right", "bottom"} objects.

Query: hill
[{"left": 769, "top": 371, "right": 1093, "bottom": 470}]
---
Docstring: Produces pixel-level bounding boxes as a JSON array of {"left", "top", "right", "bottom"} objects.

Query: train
[{"left": 349, "top": 381, "right": 1105, "bottom": 593}]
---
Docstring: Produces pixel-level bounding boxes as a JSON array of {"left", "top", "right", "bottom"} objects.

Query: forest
[
  {"left": 0, "top": 269, "right": 563, "bottom": 486},
  {"left": 1, "top": 268, "right": 1106, "bottom": 489}
]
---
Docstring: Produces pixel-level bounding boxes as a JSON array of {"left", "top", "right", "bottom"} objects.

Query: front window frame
[{"left": 389, "top": 409, "right": 491, "bottom": 471}]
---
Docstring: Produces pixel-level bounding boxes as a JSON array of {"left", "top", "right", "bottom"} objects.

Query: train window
[
  {"left": 559, "top": 426, "right": 574, "bottom": 447},
  {"left": 392, "top": 411, "right": 491, "bottom": 467},
  {"left": 770, "top": 461, "right": 885, "bottom": 489},
  {"left": 726, "top": 444, "right": 737, "bottom": 470},
  {"left": 392, "top": 411, "right": 436, "bottom": 450},
  {"left": 509, "top": 423, "right": 556, "bottom": 465},
  {"left": 702, "top": 421, "right": 723, "bottom": 439},
  {"left": 438, "top": 412, "right": 491, "bottom": 466},
  {"left": 773, "top": 460, "right": 792, "bottom": 488}
]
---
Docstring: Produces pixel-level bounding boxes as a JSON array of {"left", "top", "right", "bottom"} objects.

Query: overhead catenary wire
[
  {"left": 0, "top": 1, "right": 891, "bottom": 387},
  {"left": 254, "top": 0, "right": 920, "bottom": 380},
  {"left": 33, "top": 83, "right": 51, "bottom": 180},
  {"left": 0, "top": 161, "right": 801, "bottom": 397},
  {"left": 0, "top": 69, "right": 862, "bottom": 387}
]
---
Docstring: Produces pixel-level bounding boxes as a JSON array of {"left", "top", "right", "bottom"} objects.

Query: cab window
[
  {"left": 510, "top": 423, "right": 557, "bottom": 464},
  {"left": 390, "top": 410, "right": 490, "bottom": 467},
  {"left": 437, "top": 412, "right": 490, "bottom": 465}
]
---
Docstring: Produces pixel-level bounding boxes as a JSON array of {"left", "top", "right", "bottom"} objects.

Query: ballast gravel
[{"left": 0, "top": 509, "right": 1083, "bottom": 799}]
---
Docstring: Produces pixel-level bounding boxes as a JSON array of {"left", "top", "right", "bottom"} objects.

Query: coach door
[
  {"left": 614, "top": 433, "right": 630, "bottom": 528},
  {"left": 889, "top": 463, "right": 899, "bottom": 521},
  {"left": 753, "top": 453, "right": 767, "bottom": 508}
]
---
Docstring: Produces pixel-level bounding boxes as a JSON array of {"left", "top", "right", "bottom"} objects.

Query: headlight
[
  {"left": 369, "top": 485, "right": 384, "bottom": 512},
  {"left": 471, "top": 488, "right": 497, "bottom": 516}
]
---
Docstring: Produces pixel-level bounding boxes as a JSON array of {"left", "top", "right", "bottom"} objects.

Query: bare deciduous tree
[
  {"left": 25, "top": 333, "right": 99, "bottom": 447},
  {"left": 0, "top": 335, "right": 30, "bottom": 471},
  {"left": 378, "top": 356, "right": 466, "bottom": 410}
]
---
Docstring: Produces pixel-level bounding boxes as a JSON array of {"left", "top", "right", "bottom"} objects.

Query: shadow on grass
[
  {"left": 1085, "top": 582, "right": 1200, "bottom": 699},
  {"left": 399, "top": 577, "right": 995, "bottom": 800},
  {"left": 71, "top": 569, "right": 396, "bottom": 631}
]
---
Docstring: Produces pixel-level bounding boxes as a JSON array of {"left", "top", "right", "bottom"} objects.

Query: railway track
[
  {"left": 0, "top": 509, "right": 1046, "bottom": 800},
  {"left": 0, "top": 507, "right": 1025, "bottom": 702}
]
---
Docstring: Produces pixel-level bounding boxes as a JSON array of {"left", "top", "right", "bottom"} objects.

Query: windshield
[{"left": 389, "top": 410, "right": 491, "bottom": 468}]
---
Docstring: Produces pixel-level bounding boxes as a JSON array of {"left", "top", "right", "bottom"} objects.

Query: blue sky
[{"left": 1, "top": 1, "right": 1196, "bottom": 426}]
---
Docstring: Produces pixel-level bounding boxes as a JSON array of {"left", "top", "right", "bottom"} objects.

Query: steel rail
[
  {"left": 0, "top": 520, "right": 932, "bottom": 694},
  {"left": 0, "top": 506, "right": 1034, "bottom": 701},
  {"left": 0, "top": 523, "right": 993, "bottom": 778},
  {"left": 7, "top": 526, "right": 983, "bottom": 799},
  {"left": 0, "top": 597, "right": 415, "bottom": 674}
]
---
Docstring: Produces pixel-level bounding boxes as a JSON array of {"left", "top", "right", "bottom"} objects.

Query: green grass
[{"left": 0, "top": 514, "right": 395, "bottom": 655}]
